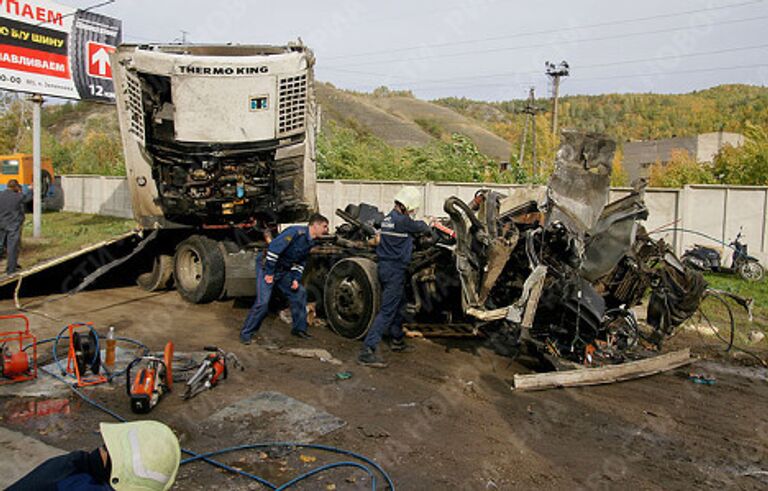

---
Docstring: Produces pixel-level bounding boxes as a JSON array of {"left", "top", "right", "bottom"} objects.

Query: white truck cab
[{"left": 111, "top": 42, "right": 318, "bottom": 303}]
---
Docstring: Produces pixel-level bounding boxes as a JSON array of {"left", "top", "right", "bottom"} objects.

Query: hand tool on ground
[
  {"left": 183, "top": 346, "right": 243, "bottom": 400},
  {"left": 126, "top": 341, "right": 174, "bottom": 413}
]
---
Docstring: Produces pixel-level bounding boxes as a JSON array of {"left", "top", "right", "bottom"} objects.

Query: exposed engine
[
  {"left": 111, "top": 43, "right": 317, "bottom": 228},
  {"left": 321, "top": 131, "right": 707, "bottom": 365}
]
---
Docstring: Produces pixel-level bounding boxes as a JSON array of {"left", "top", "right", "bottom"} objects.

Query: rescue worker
[
  {"left": 8, "top": 420, "right": 181, "bottom": 490},
  {"left": 240, "top": 213, "right": 329, "bottom": 344},
  {"left": 358, "top": 186, "right": 431, "bottom": 368},
  {"left": 0, "top": 179, "right": 32, "bottom": 275}
]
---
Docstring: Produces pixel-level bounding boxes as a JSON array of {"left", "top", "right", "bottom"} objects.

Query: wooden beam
[{"left": 512, "top": 349, "right": 693, "bottom": 391}]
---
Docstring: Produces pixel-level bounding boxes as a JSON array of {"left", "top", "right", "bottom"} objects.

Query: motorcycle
[{"left": 682, "top": 229, "right": 764, "bottom": 282}]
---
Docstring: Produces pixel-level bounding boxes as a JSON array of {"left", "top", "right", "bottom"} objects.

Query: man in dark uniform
[
  {"left": 240, "top": 213, "right": 329, "bottom": 344},
  {"left": 358, "top": 186, "right": 431, "bottom": 368},
  {"left": 0, "top": 179, "right": 32, "bottom": 275}
]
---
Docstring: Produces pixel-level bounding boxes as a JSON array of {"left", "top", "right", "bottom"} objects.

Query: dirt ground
[{"left": 1, "top": 285, "right": 767, "bottom": 490}]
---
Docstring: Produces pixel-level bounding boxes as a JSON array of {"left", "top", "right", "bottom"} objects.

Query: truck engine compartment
[
  {"left": 311, "top": 132, "right": 711, "bottom": 366},
  {"left": 113, "top": 43, "right": 315, "bottom": 227}
]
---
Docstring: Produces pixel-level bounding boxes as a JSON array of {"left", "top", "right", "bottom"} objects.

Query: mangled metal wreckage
[{"left": 314, "top": 132, "right": 706, "bottom": 364}]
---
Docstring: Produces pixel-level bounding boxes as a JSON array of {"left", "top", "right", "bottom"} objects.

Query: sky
[{"left": 67, "top": 0, "right": 767, "bottom": 102}]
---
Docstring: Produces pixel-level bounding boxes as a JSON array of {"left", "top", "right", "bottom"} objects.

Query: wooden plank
[
  {"left": 403, "top": 323, "right": 481, "bottom": 338},
  {"left": 512, "top": 349, "right": 693, "bottom": 391}
]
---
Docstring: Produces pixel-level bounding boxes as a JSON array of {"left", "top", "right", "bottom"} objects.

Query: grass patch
[
  {"left": 689, "top": 273, "right": 768, "bottom": 352},
  {"left": 414, "top": 118, "right": 445, "bottom": 139},
  {"left": 15, "top": 212, "right": 136, "bottom": 269}
]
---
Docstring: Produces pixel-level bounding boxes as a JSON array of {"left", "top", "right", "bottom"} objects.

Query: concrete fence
[{"left": 61, "top": 176, "right": 768, "bottom": 264}]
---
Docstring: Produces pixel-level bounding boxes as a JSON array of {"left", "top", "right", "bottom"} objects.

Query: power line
[
  {"left": 323, "top": 0, "right": 763, "bottom": 61},
  {"left": 326, "top": 42, "right": 768, "bottom": 90},
  {"left": 34, "top": 0, "right": 115, "bottom": 26},
  {"left": 356, "top": 63, "right": 768, "bottom": 94},
  {"left": 325, "top": 14, "right": 768, "bottom": 69}
]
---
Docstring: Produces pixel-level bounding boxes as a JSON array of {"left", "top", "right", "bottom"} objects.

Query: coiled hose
[{"left": 22, "top": 325, "right": 395, "bottom": 489}]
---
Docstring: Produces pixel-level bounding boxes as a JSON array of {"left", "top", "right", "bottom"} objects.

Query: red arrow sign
[{"left": 87, "top": 41, "right": 115, "bottom": 79}]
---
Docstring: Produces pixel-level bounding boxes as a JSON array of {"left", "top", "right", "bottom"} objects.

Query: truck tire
[
  {"left": 41, "top": 170, "right": 51, "bottom": 198},
  {"left": 174, "top": 236, "right": 225, "bottom": 304},
  {"left": 137, "top": 254, "right": 174, "bottom": 291},
  {"left": 324, "top": 258, "right": 380, "bottom": 339}
]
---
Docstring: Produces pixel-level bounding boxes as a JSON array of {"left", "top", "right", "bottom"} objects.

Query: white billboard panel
[{"left": 0, "top": 0, "right": 121, "bottom": 102}]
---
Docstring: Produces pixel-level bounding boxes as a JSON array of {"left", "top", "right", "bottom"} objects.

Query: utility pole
[
  {"left": 174, "top": 30, "right": 189, "bottom": 43},
  {"left": 516, "top": 87, "right": 545, "bottom": 177},
  {"left": 30, "top": 93, "right": 43, "bottom": 238},
  {"left": 545, "top": 60, "right": 569, "bottom": 136}
]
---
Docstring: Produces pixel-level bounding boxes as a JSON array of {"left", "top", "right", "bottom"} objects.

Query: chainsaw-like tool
[{"left": 126, "top": 341, "right": 174, "bottom": 413}]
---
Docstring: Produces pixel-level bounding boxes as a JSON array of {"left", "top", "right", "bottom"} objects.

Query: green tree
[
  {"left": 648, "top": 149, "right": 716, "bottom": 187},
  {"left": 713, "top": 124, "right": 768, "bottom": 185}
]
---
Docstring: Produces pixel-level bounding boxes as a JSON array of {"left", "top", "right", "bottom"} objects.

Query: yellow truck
[{"left": 0, "top": 153, "right": 54, "bottom": 199}]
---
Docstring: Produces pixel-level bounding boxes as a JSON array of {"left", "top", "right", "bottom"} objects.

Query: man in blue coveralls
[
  {"left": 240, "top": 213, "right": 329, "bottom": 344},
  {"left": 358, "top": 186, "right": 432, "bottom": 368}
]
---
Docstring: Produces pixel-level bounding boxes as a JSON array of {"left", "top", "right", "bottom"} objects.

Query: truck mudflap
[{"left": 221, "top": 249, "right": 258, "bottom": 299}]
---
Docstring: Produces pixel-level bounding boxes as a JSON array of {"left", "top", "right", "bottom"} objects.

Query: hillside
[
  {"left": 0, "top": 83, "right": 766, "bottom": 184},
  {"left": 317, "top": 83, "right": 512, "bottom": 160},
  {"left": 437, "top": 84, "right": 768, "bottom": 144}
]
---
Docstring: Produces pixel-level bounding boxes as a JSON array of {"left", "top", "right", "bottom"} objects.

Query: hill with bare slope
[{"left": 316, "top": 83, "right": 512, "bottom": 161}]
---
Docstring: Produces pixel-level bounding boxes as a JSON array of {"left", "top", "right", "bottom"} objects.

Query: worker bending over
[
  {"left": 9, "top": 420, "right": 180, "bottom": 490},
  {"left": 240, "top": 213, "right": 329, "bottom": 344},
  {"left": 358, "top": 186, "right": 431, "bottom": 368}
]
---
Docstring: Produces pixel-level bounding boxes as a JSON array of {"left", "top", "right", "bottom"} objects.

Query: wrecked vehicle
[
  {"left": 313, "top": 132, "right": 707, "bottom": 363},
  {"left": 111, "top": 42, "right": 317, "bottom": 302}
]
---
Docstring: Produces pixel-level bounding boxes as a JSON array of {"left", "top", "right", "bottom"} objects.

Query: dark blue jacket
[
  {"left": 264, "top": 225, "right": 314, "bottom": 281},
  {"left": 7, "top": 449, "right": 111, "bottom": 490},
  {"left": 376, "top": 209, "right": 430, "bottom": 266}
]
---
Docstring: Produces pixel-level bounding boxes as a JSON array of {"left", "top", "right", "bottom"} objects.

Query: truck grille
[
  {"left": 125, "top": 70, "right": 146, "bottom": 142},
  {"left": 278, "top": 74, "right": 307, "bottom": 136}
]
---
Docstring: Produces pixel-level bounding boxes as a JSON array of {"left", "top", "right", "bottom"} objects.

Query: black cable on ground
[{"left": 22, "top": 329, "right": 395, "bottom": 490}]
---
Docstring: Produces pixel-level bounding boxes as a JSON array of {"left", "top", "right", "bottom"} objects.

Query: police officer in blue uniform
[
  {"left": 240, "top": 213, "right": 329, "bottom": 344},
  {"left": 358, "top": 187, "right": 431, "bottom": 368}
]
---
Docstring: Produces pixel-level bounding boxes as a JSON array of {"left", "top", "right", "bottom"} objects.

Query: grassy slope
[{"left": 13, "top": 212, "right": 136, "bottom": 269}]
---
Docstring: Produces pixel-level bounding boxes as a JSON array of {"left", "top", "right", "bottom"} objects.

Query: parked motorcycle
[{"left": 682, "top": 229, "right": 764, "bottom": 282}]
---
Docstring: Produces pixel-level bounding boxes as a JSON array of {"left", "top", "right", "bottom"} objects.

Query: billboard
[{"left": 0, "top": 0, "right": 121, "bottom": 102}]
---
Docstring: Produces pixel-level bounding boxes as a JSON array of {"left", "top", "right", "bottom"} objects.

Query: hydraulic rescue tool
[
  {"left": 127, "top": 342, "right": 174, "bottom": 414},
  {"left": 65, "top": 323, "right": 106, "bottom": 387},
  {"left": 183, "top": 346, "right": 243, "bottom": 400},
  {"left": 0, "top": 314, "right": 37, "bottom": 385}
]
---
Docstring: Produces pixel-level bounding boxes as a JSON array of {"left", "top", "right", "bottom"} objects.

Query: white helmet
[
  {"left": 394, "top": 186, "right": 422, "bottom": 213},
  {"left": 101, "top": 421, "right": 181, "bottom": 491}
]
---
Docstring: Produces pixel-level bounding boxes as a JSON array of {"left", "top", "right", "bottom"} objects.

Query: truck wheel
[
  {"left": 137, "top": 254, "right": 174, "bottom": 291},
  {"left": 41, "top": 170, "right": 51, "bottom": 198},
  {"left": 324, "top": 258, "right": 380, "bottom": 339},
  {"left": 174, "top": 236, "right": 225, "bottom": 303}
]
